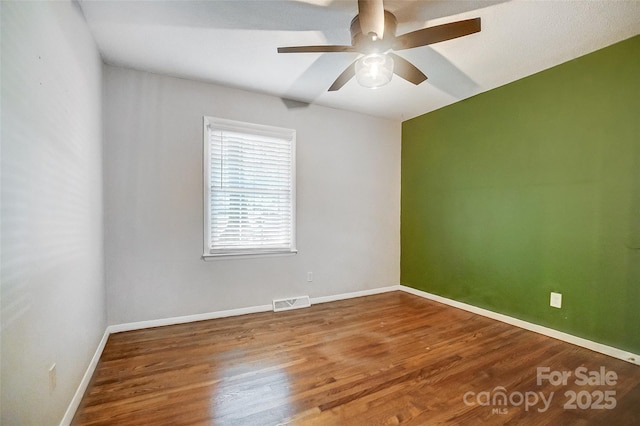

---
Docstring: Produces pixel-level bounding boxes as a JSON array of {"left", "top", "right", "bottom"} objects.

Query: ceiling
[{"left": 78, "top": 0, "right": 640, "bottom": 121}]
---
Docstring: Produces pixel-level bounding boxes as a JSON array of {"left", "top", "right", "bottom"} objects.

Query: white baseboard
[
  {"left": 109, "top": 285, "right": 401, "bottom": 334},
  {"left": 108, "top": 303, "right": 274, "bottom": 334},
  {"left": 311, "top": 285, "right": 400, "bottom": 305},
  {"left": 399, "top": 285, "right": 640, "bottom": 366},
  {"left": 59, "top": 329, "right": 110, "bottom": 426}
]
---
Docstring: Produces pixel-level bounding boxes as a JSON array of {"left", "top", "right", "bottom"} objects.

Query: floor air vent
[{"left": 273, "top": 296, "right": 311, "bottom": 312}]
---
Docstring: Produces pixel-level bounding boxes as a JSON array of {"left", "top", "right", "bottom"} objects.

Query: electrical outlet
[
  {"left": 307, "top": 272, "right": 313, "bottom": 282},
  {"left": 550, "top": 292, "right": 562, "bottom": 309},
  {"left": 49, "top": 363, "right": 57, "bottom": 393}
]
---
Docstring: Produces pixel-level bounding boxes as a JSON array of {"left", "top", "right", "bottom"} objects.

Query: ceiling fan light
[{"left": 355, "top": 53, "right": 394, "bottom": 89}]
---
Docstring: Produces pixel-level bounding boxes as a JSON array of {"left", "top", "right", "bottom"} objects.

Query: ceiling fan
[{"left": 277, "top": 0, "right": 481, "bottom": 91}]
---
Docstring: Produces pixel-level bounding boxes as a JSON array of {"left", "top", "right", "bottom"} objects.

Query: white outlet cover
[{"left": 550, "top": 292, "right": 562, "bottom": 309}]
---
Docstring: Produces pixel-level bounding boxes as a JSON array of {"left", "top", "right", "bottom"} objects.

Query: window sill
[{"left": 202, "top": 250, "right": 298, "bottom": 261}]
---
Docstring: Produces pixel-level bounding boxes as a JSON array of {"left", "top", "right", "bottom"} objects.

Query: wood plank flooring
[{"left": 72, "top": 292, "right": 640, "bottom": 425}]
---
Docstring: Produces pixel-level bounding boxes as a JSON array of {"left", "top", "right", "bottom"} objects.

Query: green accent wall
[{"left": 401, "top": 35, "right": 640, "bottom": 354}]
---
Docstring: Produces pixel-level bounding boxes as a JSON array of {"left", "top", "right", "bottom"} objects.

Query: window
[{"left": 203, "top": 116, "right": 296, "bottom": 258}]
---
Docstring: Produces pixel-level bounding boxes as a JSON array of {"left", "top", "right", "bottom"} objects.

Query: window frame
[{"left": 202, "top": 116, "right": 297, "bottom": 260}]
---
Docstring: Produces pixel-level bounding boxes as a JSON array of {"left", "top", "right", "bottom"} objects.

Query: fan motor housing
[{"left": 350, "top": 10, "right": 397, "bottom": 53}]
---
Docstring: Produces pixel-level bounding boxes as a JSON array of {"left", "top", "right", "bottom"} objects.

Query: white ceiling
[{"left": 78, "top": 0, "right": 640, "bottom": 121}]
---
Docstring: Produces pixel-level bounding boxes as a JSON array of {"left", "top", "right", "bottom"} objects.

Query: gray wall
[
  {"left": 1, "top": 1, "right": 106, "bottom": 424},
  {"left": 104, "top": 65, "right": 401, "bottom": 325}
]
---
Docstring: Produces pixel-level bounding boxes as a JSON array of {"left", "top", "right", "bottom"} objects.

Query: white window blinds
[{"left": 204, "top": 117, "right": 296, "bottom": 257}]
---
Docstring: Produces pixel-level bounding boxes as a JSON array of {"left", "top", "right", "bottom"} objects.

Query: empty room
[{"left": 1, "top": 0, "right": 639, "bottom": 424}]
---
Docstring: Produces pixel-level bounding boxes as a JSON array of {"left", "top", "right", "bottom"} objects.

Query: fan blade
[
  {"left": 358, "top": 0, "right": 385, "bottom": 38},
  {"left": 278, "top": 45, "right": 356, "bottom": 53},
  {"left": 328, "top": 61, "right": 357, "bottom": 91},
  {"left": 393, "top": 17, "right": 481, "bottom": 51},
  {"left": 388, "top": 53, "right": 427, "bottom": 85}
]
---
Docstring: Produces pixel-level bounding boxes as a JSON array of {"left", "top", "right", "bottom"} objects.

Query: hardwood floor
[{"left": 72, "top": 292, "right": 640, "bottom": 425}]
